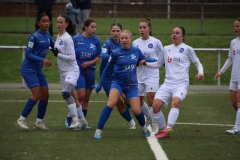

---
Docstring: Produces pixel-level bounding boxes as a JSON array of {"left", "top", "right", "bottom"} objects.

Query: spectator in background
[
  {"left": 35, "top": 0, "right": 56, "bottom": 36},
  {"left": 71, "top": 0, "right": 92, "bottom": 33},
  {"left": 65, "top": 1, "right": 80, "bottom": 35}
]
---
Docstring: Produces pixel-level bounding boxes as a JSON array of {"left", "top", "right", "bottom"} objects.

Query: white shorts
[
  {"left": 154, "top": 83, "right": 188, "bottom": 108},
  {"left": 60, "top": 72, "right": 79, "bottom": 89},
  {"left": 138, "top": 82, "right": 159, "bottom": 96},
  {"left": 229, "top": 81, "right": 240, "bottom": 91}
]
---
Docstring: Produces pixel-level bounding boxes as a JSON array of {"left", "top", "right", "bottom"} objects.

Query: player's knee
[{"left": 62, "top": 91, "right": 71, "bottom": 99}]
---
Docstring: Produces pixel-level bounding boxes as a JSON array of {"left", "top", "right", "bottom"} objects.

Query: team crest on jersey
[
  {"left": 90, "top": 43, "right": 95, "bottom": 49},
  {"left": 131, "top": 54, "right": 136, "bottom": 60},
  {"left": 179, "top": 48, "right": 184, "bottom": 53},
  {"left": 59, "top": 40, "right": 63, "bottom": 45},
  {"left": 148, "top": 43, "right": 153, "bottom": 48}
]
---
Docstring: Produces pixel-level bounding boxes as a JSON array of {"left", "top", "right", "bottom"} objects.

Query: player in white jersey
[
  {"left": 141, "top": 26, "right": 204, "bottom": 138},
  {"left": 215, "top": 18, "right": 240, "bottom": 135},
  {"left": 132, "top": 19, "right": 164, "bottom": 133},
  {"left": 52, "top": 14, "right": 87, "bottom": 129}
]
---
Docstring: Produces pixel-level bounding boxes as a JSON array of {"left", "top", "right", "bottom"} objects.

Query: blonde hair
[{"left": 121, "top": 30, "right": 133, "bottom": 39}]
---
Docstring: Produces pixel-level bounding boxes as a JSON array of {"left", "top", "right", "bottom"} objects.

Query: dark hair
[
  {"left": 111, "top": 22, "right": 122, "bottom": 30},
  {"left": 82, "top": 19, "right": 96, "bottom": 31},
  {"left": 140, "top": 18, "right": 152, "bottom": 36},
  {"left": 35, "top": 13, "right": 48, "bottom": 31},
  {"left": 58, "top": 14, "right": 75, "bottom": 36},
  {"left": 177, "top": 26, "right": 186, "bottom": 36}
]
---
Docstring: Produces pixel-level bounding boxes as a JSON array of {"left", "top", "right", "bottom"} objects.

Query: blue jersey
[
  {"left": 21, "top": 30, "right": 54, "bottom": 71},
  {"left": 73, "top": 34, "right": 101, "bottom": 70},
  {"left": 108, "top": 46, "right": 145, "bottom": 86},
  {"left": 100, "top": 38, "right": 121, "bottom": 82}
]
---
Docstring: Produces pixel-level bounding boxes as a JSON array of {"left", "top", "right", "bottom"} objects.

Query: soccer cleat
[
  {"left": 73, "top": 122, "right": 86, "bottom": 131},
  {"left": 69, "top": 120, "right": 80, "bottom": 129},
  {"left": 156, "top": 128, "right": 174, "bottom": 139},
  {"left": 146, "top": 117, "right": 152, "bottom": 127},
  {"left": 129, "top": 119, "right": 136, "bottom": 129},
  {"left": 151, "top": 124, "right": 159, "bottom": 134},
  {"left": 141, "top": 126, "right": 151, "bottom": 137},
  {"left": 15, "top": 119, "right": 29, "bottom": 130},
  {"left": 34, "top": 122, "right": 49, "bottom": 130},
  {"left": 226, "top": 127, "right": 240, "bottom": 135},
  {"left": 94, "top": 129, "right": 102, "bottom": 139}
]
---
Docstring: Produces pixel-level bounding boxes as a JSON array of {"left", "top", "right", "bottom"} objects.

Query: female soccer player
[
  {"left": 73, "top": 19, "right": 102, "bottom": 129},
  {"left": 100, "top": 23, "right": 136, "bottom": 129},
  {"left": 215, "top": 18, "right": 240, "bottom": 135},
  {"left": 141, "top": 26, "right": 204, "bottom": 139},
  {"left": 132, "top": 19, "right": 164, "bottom": 133},
  {"left": 52, "top": 14, "right": 87, "bottom": 129},
  {"left": 94, "top": 30, "right": 151, "bottom": 139},
  {"left": 16, "top": 14, "right": 54, "bottom": 130}
]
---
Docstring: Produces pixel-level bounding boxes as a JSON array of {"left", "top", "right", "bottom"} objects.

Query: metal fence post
[
  {"left": 22, "top": 47, "right": 25, "bottom": 88},
  {"left": 217, "top": 49, "right": 221, "bottom": 90},
  {"left": 200, "top": 3, "right": 204, "bottom": 35}
]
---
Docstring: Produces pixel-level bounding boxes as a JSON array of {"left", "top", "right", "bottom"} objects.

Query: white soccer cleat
[
  {"left": 15, "top": 119, "right": 29, "bottom": 130},
  {"left": 34, "top": 122, "right": 49, "bottom": 130},
  {"left": 69, "top": 120, "right": 80, "bottom": 129},
  {"left": 226, "top": 127, "right": 240, "bottom": 135}
]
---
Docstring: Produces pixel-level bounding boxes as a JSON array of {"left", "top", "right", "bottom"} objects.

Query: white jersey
[
  {"left": 228, "top": 37, "right": 240, "bottom": 82},
  {"left": 132, "top": 36, "right": 163, "bottom": 83},
  {"left": 55, "top": 32, "right": 79, "bottom": 76},
  {"left": 158, "top": 43, "right": 202, "bottom": 86}
]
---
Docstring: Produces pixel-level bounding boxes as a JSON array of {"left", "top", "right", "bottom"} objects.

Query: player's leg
[
  {"left": 16, "top": 70, "right": 41, "bottom": 130},
  {"left": 94, "top": 87, "right": 120, "bottom": 139}
]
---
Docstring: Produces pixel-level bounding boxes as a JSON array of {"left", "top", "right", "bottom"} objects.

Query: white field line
[{"left": 0, "top": 100, "right": 107, "bottom": 103}]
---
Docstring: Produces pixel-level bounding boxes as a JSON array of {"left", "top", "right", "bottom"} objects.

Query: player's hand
[
  {"left": 195, "top": 73, "right": 204, "bottom": 81},
  {"left": 43, "top": 59, "right": 51, "bottom": 67},
  {"left": 214, "top": 71, "right": 222, "bottom": 81},
  {"left": 50, "top": 48, "right": 59, "bottom": 57},
  {"left": 95, "top": 85, "right": 102, "bottom": 94},
  {"left": 81, "top": 62, "right": 92, "bottom": 68},
  {"left": 139, "top": 60, "right": 147, "bottom": 66}
]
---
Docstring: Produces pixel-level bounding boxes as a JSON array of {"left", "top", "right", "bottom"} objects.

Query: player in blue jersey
[
  {"left": 100, "top": 23, "right": 136, "bottom": 129},
  {"left": 94, "top": 30, "right": 151, "bottom": 139},
  {"left": 70, "top": 19, "right": 101, "bottom": 129},
  {"left": 15, "top": 14, "right": 54, "bottom": 130}
]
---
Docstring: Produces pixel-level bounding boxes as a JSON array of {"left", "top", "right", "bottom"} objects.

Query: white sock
[
  {"left": 141, "top": 102, "right": 151, "bottom": 119},
  {"left": 36, "top": 118, "right": 43, "bottom": 123},
  {"left": 68, "top": 103, "right": 78, "bottom": 121},
  {"left": 234, "top": 108, "right": 240, "bottom": 130},
  {"left": 19, "top": 115, "right": 26, "bottom": 120},
  {"left": 167, "top": 108, "right": 179, "bottom": 127},
  {"left": 129, "top": 119, "right": 135, "bottom": 126},
  {"left": 153, "top": 111, "right": 166, "bottom": 130},
  {"left": 149, "top": 107, "right": 156, "bottom": 125},
  {"left": 77, "top": 105, "right": 86, "bottom": 121}
]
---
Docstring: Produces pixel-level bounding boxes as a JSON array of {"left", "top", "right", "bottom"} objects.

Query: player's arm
[
  {"left": 215, "top": 57, "right": 232, "bottom": 81},
  {"left": 25, "top": 36, "right": 44, "bottom": 62},
  {"left": 57, "top": 39, "right": 76, "bottom": 61}
]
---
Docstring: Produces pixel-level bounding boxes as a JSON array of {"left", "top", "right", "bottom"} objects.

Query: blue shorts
[
  {"left": 103, "top": 82, "right": 111, "bottom": 97},
  {"left": 21, "top": 68, "right": 48, "bottom": 89},
  {"left": 75, "top": 68, "right": 95, "bottom": 90},
  {"left": 110, "top": 81, "right": 138, "bottom": 100}
]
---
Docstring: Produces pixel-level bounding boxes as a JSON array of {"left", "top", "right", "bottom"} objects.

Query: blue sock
[
  {"left": 135, "top": 111, "right": 145, "bottom": 127},
  {"left": 66, "top": 117, "right": 72, "bottom": 127},
  {"left": 97, "top": 106, "right": 113, "bottom": 130},
  {"left": 21, "top": 98, "right": 37, "bottom": 118},
  {"left": 37, "top": 100, "right": 48, "bottom": 119},
  {"left": 82, "top": 109, "right": 87, "bottom": 118},
  {"left": 120, "top": 108, "right": 132, "bottom": 122},
  {"left": 124, "top": 103, "right": 131, "bottom": 109}
]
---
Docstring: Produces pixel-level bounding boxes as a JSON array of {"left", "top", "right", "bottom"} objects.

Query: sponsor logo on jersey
[
  {"left": 233, "top": 49, "right": 235, "bottom": 55},
  {"left": 28, "top": 42, "right": 34, "bottom": 48},
  {"left": 173, "top": 57, "right": 180, "bottom": 62},
  {"left": 168, "top": 56, "right": 172, "bottom": 63},
  {"left": 148, "top": 43, "right": 153, "bottom": 48},
  {"left": 78, "top": 43, "right": 84, "bottom": 45},
  {"left": 179, "top": 48, "right": 184, "bottom": 53},
  {"left": 59, "top": 40, "right": 63, "bottom": 45}
]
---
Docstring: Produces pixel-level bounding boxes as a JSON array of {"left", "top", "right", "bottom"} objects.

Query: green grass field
[{"left": 0, "top": 90, "right": 239, "bottom": 160}]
